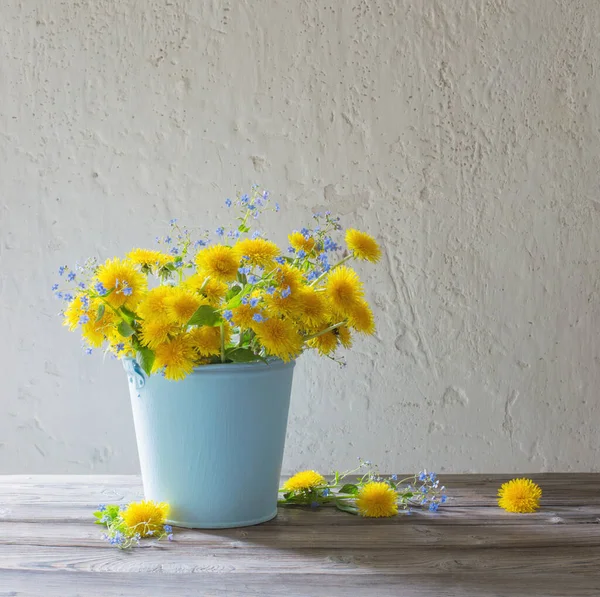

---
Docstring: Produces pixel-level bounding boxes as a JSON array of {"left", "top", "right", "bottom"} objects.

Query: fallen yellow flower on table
[
  {"left": 356, "top": 481, "right": 399, "bottom": 518},
  {"left": 498, "top": 478, "right": 542, "bottom": 513},
  {"left": 121, "top": 500, "right": 170, "bottom": 537},
  {"left": 283, "top": 470, "right": 326, "bottom": 492}
]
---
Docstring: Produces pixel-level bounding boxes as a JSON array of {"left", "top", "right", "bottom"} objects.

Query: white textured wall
[{"left": 2, "top": 1, "right": 599, "bottom": 474}]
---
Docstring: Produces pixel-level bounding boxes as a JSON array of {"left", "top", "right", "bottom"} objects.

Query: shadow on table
[{"left": 171, "top": 506, "right": 600, "bottom": 597}]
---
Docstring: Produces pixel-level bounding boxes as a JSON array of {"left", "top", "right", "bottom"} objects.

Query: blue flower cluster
[{"left": 411, "top": 470, "right": 447, "bottom": 512}]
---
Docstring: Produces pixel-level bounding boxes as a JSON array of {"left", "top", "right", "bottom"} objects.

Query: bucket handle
[{"left": 124, "top": 358, "right": 146, "bottom": 390}]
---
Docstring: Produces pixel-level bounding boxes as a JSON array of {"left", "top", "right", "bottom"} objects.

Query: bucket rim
[{"left": 122, "top": 356, "right": 296, "bottom": 376}]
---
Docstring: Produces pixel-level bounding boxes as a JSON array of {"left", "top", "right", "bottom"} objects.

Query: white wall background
[{"left": 1, "top": 0, "right": 599, "bottom": 474}]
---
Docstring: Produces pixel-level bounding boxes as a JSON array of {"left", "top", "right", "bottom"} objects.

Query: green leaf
[
  {"left": 95, "top": 303, "right": 105, "bottom": 323},
  {"left": 335, "top": 502, "right": 359, "bottom": 515},
  {"left": 120, "top": 306, "right": 137, "bottom": 323},
  {"left": 187, "top": 305, "right": 221, "bottom": 327},
  {"left": 93, "top": 504, "right": 122, "bottom": 527},
  {"left": 226, "top": 285, "right": 242, "bottom": 301},
  {"left": 339, "top": 484, "right": 359, "bottom": 496},
  {"left": 226, "top": 348, "right": 262, "bottom": 363},
  {"left": 238, "top": 223, "right": 250, "bottom": 233},
  {"left": 137, "top": 347, "right": 155, "bottom": 376},
  {"left": 117, "top": 320, "right": 135, "bottom": 337}
]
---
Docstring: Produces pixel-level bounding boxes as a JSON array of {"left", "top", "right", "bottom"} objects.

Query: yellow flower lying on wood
[
  {"left": 94, "top": 501, "right": 174, "bottom": 549},
  {"left": 121, "top": 500, "right": 170, "bottom": 537},
  {"left": 498, "top": 478, "right": 542, "bottom": 513},
  {"left": 278, "top": 460, "right": 447, "bottom": 517},
  {"left": 283, "top": 470, "right": 326, "bottom": 492},
  {"left": 356, "top": 481, "right": 399, "bottom": 518}
]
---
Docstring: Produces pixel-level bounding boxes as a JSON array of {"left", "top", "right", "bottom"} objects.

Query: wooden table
[{"left": 0, "top": 474, "right": 599, "bottom": 596}]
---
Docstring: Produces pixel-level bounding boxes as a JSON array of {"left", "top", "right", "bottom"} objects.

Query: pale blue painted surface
[{"left": 124, "top": 358, "right": 295, "bottom": 528}]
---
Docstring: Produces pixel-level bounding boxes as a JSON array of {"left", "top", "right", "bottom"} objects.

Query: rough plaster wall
[{"left": 1, "top": 0, "right": 599, "bottom": 474}]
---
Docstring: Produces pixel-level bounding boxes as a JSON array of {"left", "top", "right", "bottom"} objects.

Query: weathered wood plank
[
  {"left": 1, "top": 503, "right": 599, "bottom": 526},
  {"left": 1, "top": 473, "right": 599, "bottom": 499},
  {"left": 1, "top": 544, "right": 599, "bottom": 576},
  {"left": 1, "top": 519, "right": 599, "bottom": 549},
  {"left": 2, "top": 569, "right": 599, "bottom": 597}
]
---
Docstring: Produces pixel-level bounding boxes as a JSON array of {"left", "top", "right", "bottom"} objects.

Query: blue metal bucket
[{"left": 124, "top": 358, "right": 295, "bottom": 528}]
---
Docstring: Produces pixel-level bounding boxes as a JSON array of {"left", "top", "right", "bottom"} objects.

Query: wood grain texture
[{"left": 0, "top": 475, "right": 599, "bottom": 596}]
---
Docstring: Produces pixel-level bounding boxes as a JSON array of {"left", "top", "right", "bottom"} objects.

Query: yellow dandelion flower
[
  {"left": 263, "top": 291, "right": 295, "bottom": 318},
  {"left": 307, "top": 329, "right": 338, "bottom": 355},
  {"left": 64, "top": 296, "right": 117, "bottom": 347},
  {"left": 153, "top": 335, "right": 196, "bottom": 381},
  {"left": 347, "top": 300, "right": 375, "bottom": 335},
  {"left": 288, "top": 231, "right": 316, "bottom": 254},
  {"left": 121, "top": 500, "right": 170, "bottom": 538},
  {"left": 127, "top": 248, "right": 172, "bottom": 270},
  {"left": 108, "top": 337, "right": 135, "bottom": 357},
  {"left": 202, "top": 278, "right": 228, "bottom": 306},
  {"left": 233, "top": 238, "right": 280, "bottom": 268},
  {"left": 231, "top": 303, "right": 260, "bottom": 329},
  {"left": 136, "top": 286, "right": 173, "bottom": 321},
  {"left": 95, "top": 258, "right": 147, "bottom": 309},
  {"left": 81, "top": 306, "right": 118, "bottom": 348},
  {"left": 325, "top": 266, "right": 364, "bottom": 316},
  {"left": 498, "top": 478, "right": 542, "bottom": 513},
  {"left": 273, "top": 264, "right": 304, "bottom": 292},
  {"left": 188, "top": 326, "right": 223, "bottom": 357},
  {"left": 283, "top": 470, "right": 326, "bottom": 492},
  {"left": 80, "top": 323, "right": 106, "bottom": 348},
  {"left": 289, "top": 287, "right": 327, "bottom": 330},
  {"left": 184, "top": 275, "right": 228, "bottom": 306},
  {"left": 63, "top": 295, "right": 87, "bottom": 331},
  {"left": 139, "top": 317, "right": 179, "bottom": 349},
  {"left": 337, "top": 324, "right": 353, "bottom": 348},
  {"left": 356, "top": 482, "right": 398, "bottom": 518},
  {"left": 182, "top": 273, "right": 206, "bottom": 292},
  {"left": 345, "top": 229, "right": 381, "bottom": 263},
  {"left": 195, "top": 244, "right": 239, "bottom": 282},
  {"left": 254, "top": 317, "right": 303, "bottom": 361},
  {"left": 165, "top": 288, "right": 205, "bottom": 325}
]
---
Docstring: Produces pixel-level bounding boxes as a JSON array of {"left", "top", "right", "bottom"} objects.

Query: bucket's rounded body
[{"left": 124, "top": 358, "right": 295, "bottom": 529}]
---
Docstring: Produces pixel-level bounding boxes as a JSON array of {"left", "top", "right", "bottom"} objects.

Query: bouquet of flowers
[{"left": 53, "top": 187, "right": 381, "bottom": 380}]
